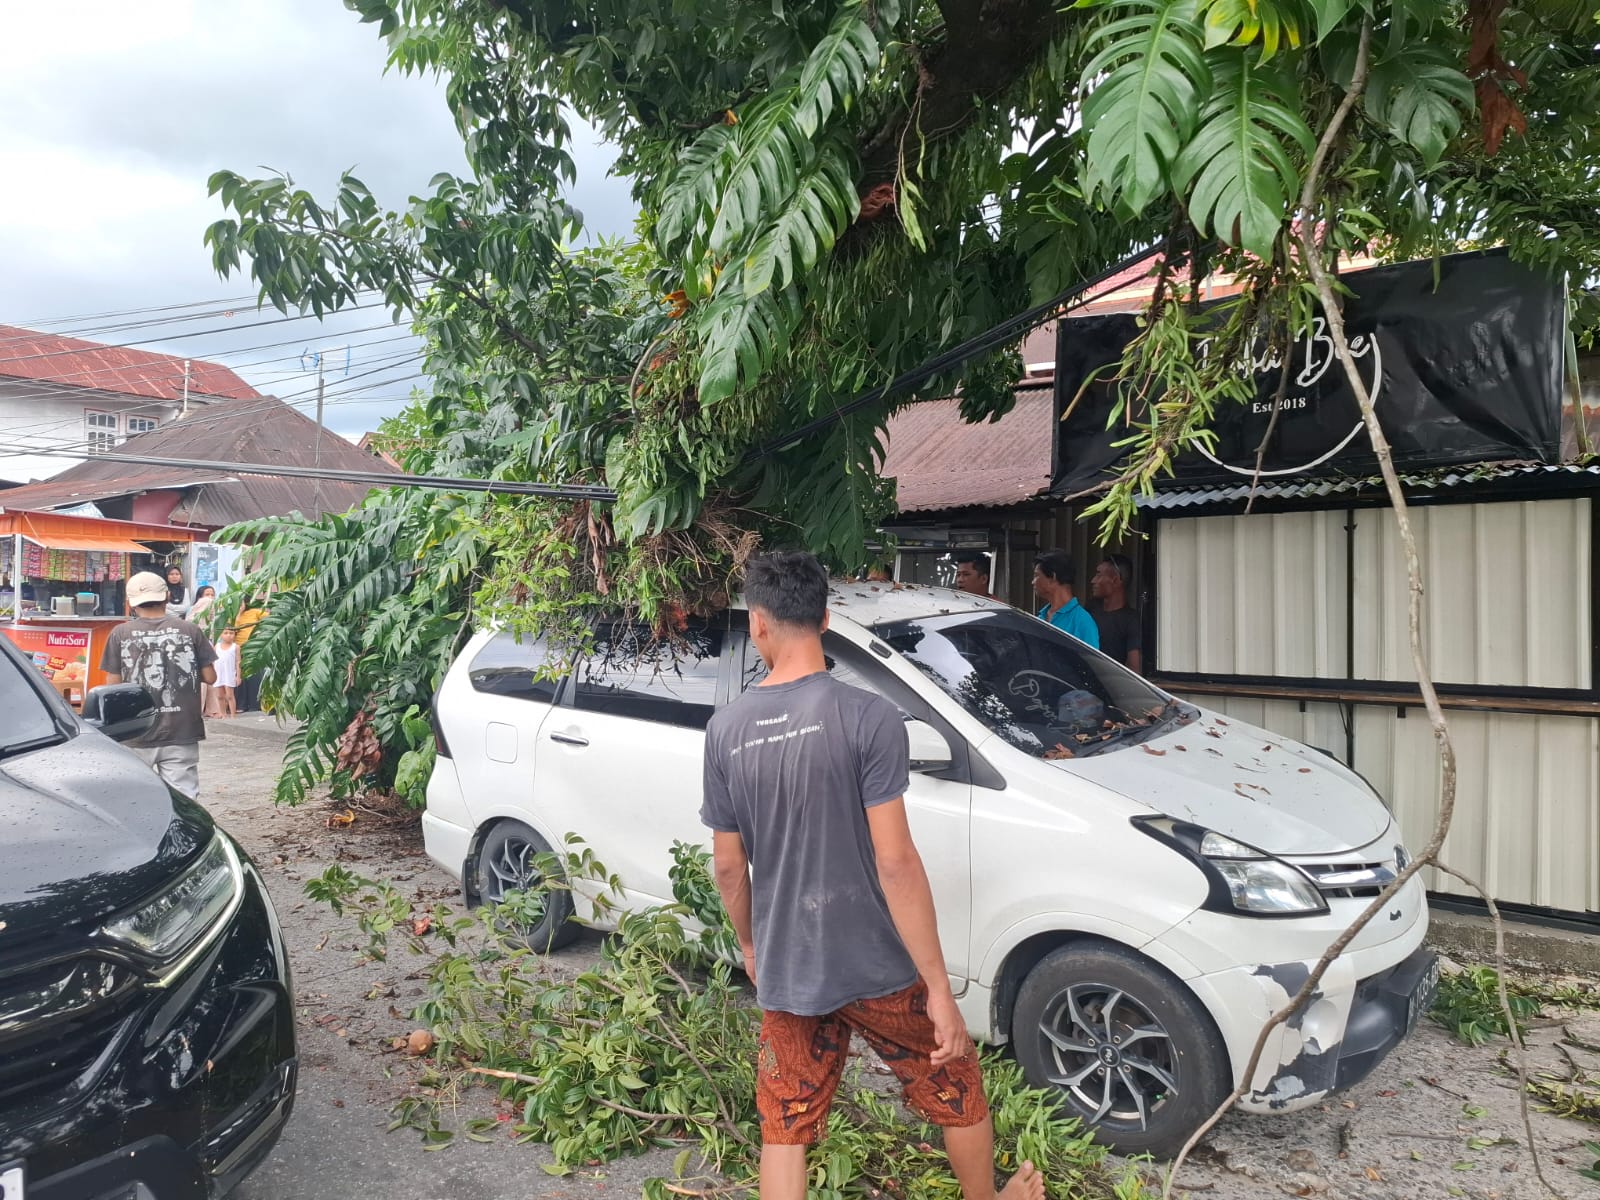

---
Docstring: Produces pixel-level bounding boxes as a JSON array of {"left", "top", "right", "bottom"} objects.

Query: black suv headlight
[
  {"left": 101, "top": 833, "right": 244, "bottom": 980},
  {"left": 1134, "top": 816, "right": 1329, "bottom": 917}
]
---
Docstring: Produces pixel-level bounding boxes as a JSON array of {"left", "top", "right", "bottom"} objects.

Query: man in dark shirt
[
  {"left": 1090, "top": 553, "right": 1142, "bottom": 673},
  {"left": 703, "top": 551, "right": 1043, "bottom": 1200},
  {"left": 102, "top": 570, "right": 217, "bottom": 798}
]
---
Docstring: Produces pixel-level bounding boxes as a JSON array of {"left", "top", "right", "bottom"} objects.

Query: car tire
[
  {"left": 1012, "top": 942, "right": 1229, "bottom": 1158},
  {"left": 471, "top": 820, "right": 578, "bottom": 952}
]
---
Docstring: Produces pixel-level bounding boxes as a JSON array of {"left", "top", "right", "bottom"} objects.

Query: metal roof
[
  {"left": 883, "top": 385, "right": 1054, "bottom": 514},
  {"left": 1136, "top": 461, "right": 1600, "bottom": 511},
  {"left": 0, "top": 324, "right": 259, "bottom": 402}
]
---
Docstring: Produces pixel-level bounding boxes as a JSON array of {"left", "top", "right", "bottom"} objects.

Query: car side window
[
  {"left": 469, "top": 632, "right": 563, "bottom": 704},
  {"left": 573, "top": 623, "right": 725, "bottom": 730}
]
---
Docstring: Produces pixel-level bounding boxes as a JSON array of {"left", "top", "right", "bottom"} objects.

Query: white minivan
[{"left": 422, "top": 583, "right": 1436, "bottom": 1156}]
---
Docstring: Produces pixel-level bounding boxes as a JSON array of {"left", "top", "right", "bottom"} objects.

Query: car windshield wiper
[
  {"left": 1056, "top": 697, "right": 1187, "bottom": 758},
  {"left": 0, "top": 731, "right": 67, "bottom": 762}
]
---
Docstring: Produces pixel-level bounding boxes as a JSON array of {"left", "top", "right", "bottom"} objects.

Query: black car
[{"left": 0, "top": 635, "right": 296, "bottom": 1198}]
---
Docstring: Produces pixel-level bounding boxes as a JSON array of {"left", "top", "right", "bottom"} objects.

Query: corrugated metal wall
[
  {"left": 1158, "top": 510, "right": 1349, "bottom": 677},
  {"left": 1159, "top": 497, "right": 1598, "bottom": 914},
  {"left": 1351, "top": 500, "right": 1592, "bottom": 688}
]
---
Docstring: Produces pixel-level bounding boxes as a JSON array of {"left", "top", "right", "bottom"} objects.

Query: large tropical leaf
[
  {"left": 794, "top": 5, "right": 878, "bottom": 137},
  {"left": 1366, "top": 44, "right": 1475, "bottom": 167},
  {"left": 696, "top": 286, "right": 801, "bottom": 409},
  {"left": 1079, "top": 0, "right": 1210, "bottom": 216},
  {"left": 742, "top": 144, "right": 859, "bottom": 295},
  {"left": 1172, "top": 50, "right": 1315, "bottom": 258}
]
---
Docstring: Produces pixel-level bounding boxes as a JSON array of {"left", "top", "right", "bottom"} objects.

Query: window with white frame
[
  {"left": 126, "top": 416, "right": 158, "bottom": 436},
  {"left": 84, "top": 411, "right": 118, "bottom": 455}
]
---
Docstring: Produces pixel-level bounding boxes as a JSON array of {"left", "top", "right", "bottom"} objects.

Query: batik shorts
[{"left": 755, "top": 980, "right": 988, "bottom": 1145}]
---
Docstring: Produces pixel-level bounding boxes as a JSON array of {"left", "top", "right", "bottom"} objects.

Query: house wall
[
  {"left": 130, "top": 490, "right": 183, "bottom": 525},
  {"left": 0, "top": 379, "right": 179, "bottom": 482},
  {"left": 1156, "top": 496, "right": 1599, "bottom": 915}
]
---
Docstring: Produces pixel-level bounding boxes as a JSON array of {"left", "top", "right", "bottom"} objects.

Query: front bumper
[
  {"left": 1211, "top": 943, "right": 1438, "bottom": 1114},
  {"left": 0, "top": 850, "right": 297, "bottom": 1199}
]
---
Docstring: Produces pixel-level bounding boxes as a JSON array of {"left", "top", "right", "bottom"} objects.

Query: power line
[{"left": 0, "top": 447, "right": 616, "bottom": 503}]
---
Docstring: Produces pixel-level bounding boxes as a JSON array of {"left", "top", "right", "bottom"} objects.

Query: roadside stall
[{"left": 0, "top": 510, "right": 201, "bottom": 708}]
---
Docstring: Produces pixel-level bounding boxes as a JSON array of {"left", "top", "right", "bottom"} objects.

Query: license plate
[
  {"left": 1407, "top": 956, "right": 1442, "bottom": 1032},
  {"left": 0, "top": 1160, "right": 24, "bottom": 1200}
]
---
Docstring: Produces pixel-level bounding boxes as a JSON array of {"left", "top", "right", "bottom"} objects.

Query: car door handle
[{"left": 549, "top": 730, "right": 589, "bottom": 747}]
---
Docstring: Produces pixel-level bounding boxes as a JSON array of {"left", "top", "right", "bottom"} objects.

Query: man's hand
[
  {"left": 741, "top": 943, "right": 758, "bottom": 988},
  {"left": 927, "top": 988, "right": 970, "bottom": 1067}
]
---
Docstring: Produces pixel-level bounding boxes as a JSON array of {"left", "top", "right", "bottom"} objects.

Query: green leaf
[
  {"left": 1200, "top": 0, "right": 1303, "bottom": 59},
  {"left": 1079, "top": 0, "right": 1210, "bottom": 216},
  {"left": 742, "top": 149, "right": 857, "bottom": 295},
  {"left": 1172, "top": 49, "right": 1314, "bottom": 259},
  {"left": 1305, "top": 0, "right": 1356, "bottom": 42},
  {"left": 1366, "top": 46, "right": 1475, "bottom": 167}
]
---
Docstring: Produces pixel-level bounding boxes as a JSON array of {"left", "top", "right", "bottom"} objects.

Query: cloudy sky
[{"left": 0, "top": 0, "right": 636, "bottom": 440}]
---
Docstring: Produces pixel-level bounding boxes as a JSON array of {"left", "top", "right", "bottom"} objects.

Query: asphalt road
[{"left": 198, "top": 714, "right": 1597, "bottom": 1200}]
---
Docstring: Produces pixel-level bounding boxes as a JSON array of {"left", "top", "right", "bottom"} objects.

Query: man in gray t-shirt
[
  {"left": 101, "top": 570, "right": 217, "bottom": 799},
  {"left": 702, "top": 551, "right": 1043, "bottom": 1200}
]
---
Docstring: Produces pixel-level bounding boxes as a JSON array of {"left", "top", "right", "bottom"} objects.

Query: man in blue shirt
[{"left": 1032, "top": 550, "right": 1100, "bottom": 649}]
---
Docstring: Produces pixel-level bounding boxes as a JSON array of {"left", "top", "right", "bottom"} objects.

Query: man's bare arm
[
  {"left": 867, "top": 797, "right": 969, "bottom": 1064},
  {"left": 1127, "top": 647, "right": 1143, "bottom": 675},
  {"left": 201, "top": 665, "right": 217, "bottom": 685},
  {"left": 711, "top": 829, "right": 757, "bottom": 978}
]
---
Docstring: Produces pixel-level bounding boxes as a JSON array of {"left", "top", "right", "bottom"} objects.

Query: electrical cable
[{"left": 0, "top": 447, "right": 616, "bottom": 502}]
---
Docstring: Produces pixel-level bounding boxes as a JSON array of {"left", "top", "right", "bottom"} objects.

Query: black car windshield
[
  {"left": 0, "top": 648, "right": 63, "bottom": 757},
  {"left": 872, "top": 609, "right": 1184, "bottom": 759}
]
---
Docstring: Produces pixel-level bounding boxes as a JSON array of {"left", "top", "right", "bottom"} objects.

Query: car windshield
[
  {"left": 872, "top": 609, "right": 1187, "bottom": 759},
  {"left": 0, "top": 647, "right": 63, "bottom": 758}
]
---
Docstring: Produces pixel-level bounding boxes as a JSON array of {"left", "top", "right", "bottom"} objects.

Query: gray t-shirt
[
  {"left": 100, "top": 615, "right": 217, "bottom": 746},
  {"left": 701, "top": 671, "right": 919, "bottom": 1016}
]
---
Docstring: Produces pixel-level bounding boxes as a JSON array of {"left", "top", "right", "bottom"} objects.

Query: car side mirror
[
  {"left": 83, "top": 683, "right": 158, "bottom": 743},
  {"left": 906, "top": 719, "right": 953, "bottom": 773}
]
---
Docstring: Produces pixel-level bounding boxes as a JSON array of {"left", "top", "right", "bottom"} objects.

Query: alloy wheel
[
  {"left": 1038, "top": 983, "right": 1179, "bottom": 1130},
  {"left": 484, "top": 834, "right": 540, "bottom": 901}
]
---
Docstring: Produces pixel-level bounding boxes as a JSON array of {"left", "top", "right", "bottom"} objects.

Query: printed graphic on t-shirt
[{"left": 119, "top": 625, "right": 201, "bottom": 713}]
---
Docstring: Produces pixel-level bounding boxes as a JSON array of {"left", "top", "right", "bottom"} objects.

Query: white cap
[{"left": 126, "top": 571, "right": 170, "bottom": 607}]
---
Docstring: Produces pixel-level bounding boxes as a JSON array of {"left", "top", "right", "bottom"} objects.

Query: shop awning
[{"left": 17, "top": 532, "right": 155, "bottom": 553}]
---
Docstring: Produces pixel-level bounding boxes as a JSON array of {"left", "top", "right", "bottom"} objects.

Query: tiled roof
[
  {"left": 883, "top": 385, "right": 1054, "bottom": 514},
  {"left": 0, "top": 324, "right": 260, "bottom": 402},
  {"left": 0, "top": 394, "right": 398, "bottom": 526}
]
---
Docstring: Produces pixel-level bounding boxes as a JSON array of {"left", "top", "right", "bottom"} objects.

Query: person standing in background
[
  {"left": 164, "top": 564, "right": 192, "bottom": 619},
  {"left": 211, "top": 627, "right": 241, "bottom": 719},
  {"left": 102, "top": 571, "right": 217, "bottom": 798},
  {"left": 952, "top": 552, "right": 998, "bottom": 601},
  {"left": 1032, "top": 550, "right": 1099, "bottom": 649},
  {"left": 1090, "top": 554, "right": 1143, "bottom": 673}
]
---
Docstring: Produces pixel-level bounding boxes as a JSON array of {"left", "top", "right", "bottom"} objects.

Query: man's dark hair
[
  {"left": 1034, "top": 549, "right": 1075, "bottom": 585},
  {"left": 743, "top": 551, "right": 829, "bottom": 629},
  {"left": 1100, "top": 553, "right": 1133, "bottom": 588},
  {"left": 954, "top": 550, "right": 991, "bottom": 571}
]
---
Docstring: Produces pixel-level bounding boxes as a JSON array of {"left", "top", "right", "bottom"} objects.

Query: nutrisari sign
[{"left": 1052, "top": 251, "right": 1566, "bottom": 495}]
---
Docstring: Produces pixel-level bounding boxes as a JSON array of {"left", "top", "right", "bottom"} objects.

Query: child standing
[{"left": 212, "top": 627, "right": 241, "bottom": 719}]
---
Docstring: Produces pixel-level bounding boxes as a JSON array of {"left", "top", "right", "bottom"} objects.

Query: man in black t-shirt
[
  {"left": 1090, "top": 553, "right": 1143, "bottom": 673},
  {"left": 102, "top": 571, "right": 217, "bottom": 798}
]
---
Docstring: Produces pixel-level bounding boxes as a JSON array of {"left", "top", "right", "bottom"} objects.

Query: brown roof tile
[
  {"left": 0, "top": 324, "right": 259, "bottom": 402},
  {"left": 883, "top": 386, "right": 1054, "bottom": 514}
]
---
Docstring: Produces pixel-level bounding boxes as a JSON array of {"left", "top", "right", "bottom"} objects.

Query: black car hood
[{"left": 0, "top": 729, "right": 212, "bottom": 942}]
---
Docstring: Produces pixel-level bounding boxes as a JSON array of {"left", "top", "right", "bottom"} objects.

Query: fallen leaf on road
[
  {"left": 411, "top": 916, "right": 432, "bottom": 936},
  {"left": 326, "top": 809, "right": 356, "bottom": 829},
  {"left": 1365, "top": 1167, "right": 1383, "bottom": 1182}
]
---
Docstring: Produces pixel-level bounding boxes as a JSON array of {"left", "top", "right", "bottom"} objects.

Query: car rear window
[
  {"left": 0, "top": 646, "right": 64, "bottom": 756},
  {"left": 468, "top": 632, "right": 563, "bottom": 704}
]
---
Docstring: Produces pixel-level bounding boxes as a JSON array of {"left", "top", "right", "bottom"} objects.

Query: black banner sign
[{"left": 1053, "top": 250, "right": 1566, "bottom": 495}]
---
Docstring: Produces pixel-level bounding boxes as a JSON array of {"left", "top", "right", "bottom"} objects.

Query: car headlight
[
  {"left": 102, "top": 834, "right": 244, "bottom": 972},
  {"left": 1134, "top": 818, "right": 1328, "bottom": 917}
]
